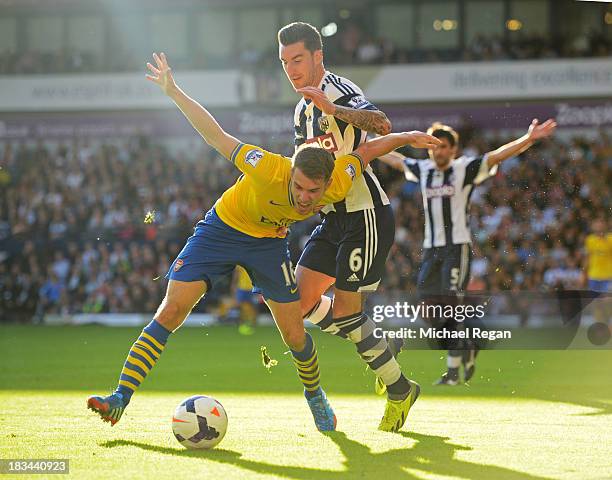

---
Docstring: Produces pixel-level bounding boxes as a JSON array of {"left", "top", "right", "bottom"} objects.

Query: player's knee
[
  {"left": 332, "top": 290, "right": 362, "bottom": 318},
  {"left": 296, "top": 267, "right": 333, "bottom": 316},
  {"left": 154, "top": 300, "right": 187, "bottom": 331},
  {"left": 282, "top": 327, "right": 306, "bottom": 351}
]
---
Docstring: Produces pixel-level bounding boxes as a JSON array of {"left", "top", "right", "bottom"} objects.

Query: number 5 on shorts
[{"left": 450, "top": 267, "right": 459, "bottom": 289}]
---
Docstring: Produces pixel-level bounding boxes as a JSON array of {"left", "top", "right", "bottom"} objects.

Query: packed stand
[
  {"left": 0, "top": 132, "right": 609, "bottom": 320},
  {"left": 1, "top": 29, "right": 610, "bottom": 76},
  {"left": 0, "top": 137, "right": 240, "bottom": 321}
]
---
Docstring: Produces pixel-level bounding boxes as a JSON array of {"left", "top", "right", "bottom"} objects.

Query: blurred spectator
[
  {"left": 0, "top": 28, "right": 609, "bottom": 76},
  {"left": 0, "top": 130, "right": 610, "bottom": 322}
]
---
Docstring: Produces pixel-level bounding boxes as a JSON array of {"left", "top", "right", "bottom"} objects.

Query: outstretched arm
[
  {"left": 297, "top": 86, "right": 391, "bottom": 135},
  {"left": 377, "top": 151, "right": 408, "bottom": 171},
  {"left": 355, "top": 132, "right": 441, "bottom": 166},
  {"left": 146, "top": 52, "right": 240, "bottom": 159},
  {"left": 486, "top": 118, "right": 557, "bottom": 168}
]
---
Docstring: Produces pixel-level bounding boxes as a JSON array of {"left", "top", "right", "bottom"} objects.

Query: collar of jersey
[
  {"left": 304, "top": 71, "right": 330, "bottom": 107},
  {"left": 287, "top": 179, "right": 295, "bottom": 207},
  {"left": 318, "top": 71, "right": 331, "bottom": 89}
]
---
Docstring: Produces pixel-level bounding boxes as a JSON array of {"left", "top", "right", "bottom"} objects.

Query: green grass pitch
[{"left": 1, "top": 324, "right": 611, "bottom": 479}]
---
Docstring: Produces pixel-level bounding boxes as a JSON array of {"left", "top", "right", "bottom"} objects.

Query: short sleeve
[
  {"left": 228, "top": 143, "right": 289, "bottom": 185},
  {"left": 403, "top": 158, "right": 421, "bottom": 183},
  {"left": 323, "top": 153, "right": 364, "bottom": 203},
  {"left": 463, "top": 154, "right": 498, "bottom": 185},
  {"left": 334, "top": 93, "right": 378, "bottom": 111}
]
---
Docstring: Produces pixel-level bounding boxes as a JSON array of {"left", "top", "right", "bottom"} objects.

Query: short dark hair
[
  {"left": 427, "top": 122, "right": 459, "bottom": 147},
  {"left": 278, "top": 22, "right": 323, "bottom": 52},
  {"left": 292, "top": 145, "right": 334, "bottom": 182}
]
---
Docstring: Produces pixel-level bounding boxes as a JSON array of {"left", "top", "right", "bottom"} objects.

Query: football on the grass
[{"left": 172, "top": 395, "right": 228, "bottom": 449}]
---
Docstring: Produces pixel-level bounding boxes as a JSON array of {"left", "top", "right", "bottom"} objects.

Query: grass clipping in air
[
  {"left": 144, "top": 210, "right": 156, "bottom": 224},
  {"left": 260, "top": 346, "right": 278, "bottom": 373}
]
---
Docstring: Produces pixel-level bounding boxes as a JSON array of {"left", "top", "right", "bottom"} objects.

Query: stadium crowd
[
  {"left": 0, "top": 30, "right": 610, "bottom": 75},
  {"left": 0, "top": 130, "right": 609, "bottom": 321},
  {"left": 324, "top": 29, "right": 612, "bottom": 65}
]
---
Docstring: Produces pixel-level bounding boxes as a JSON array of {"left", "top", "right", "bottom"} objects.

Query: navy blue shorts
[
  {"left": 166, "top": 209, "right": 298, "bottom": 303},
  {"left": 417, "top": 243, "right": 472, "bottom": 295},
  {"left": 236, "top": 288, "right": 258, "bottom": 303},
  {"left": 298, "top": 205, "right": 395, "bottom": 292},
  {"left": 417, "top": 244, "right": 477, "bottom": 351},
  {"left": 588, "top": 279, "right": 610, "bottom": 293}
]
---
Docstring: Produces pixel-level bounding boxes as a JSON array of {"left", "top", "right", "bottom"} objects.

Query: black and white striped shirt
[
  {"left": 294, "top": 71, "right": 389, "bottom": 213},
  {"left": 404, "top": 155, "right": 498, "bottom": 248}
]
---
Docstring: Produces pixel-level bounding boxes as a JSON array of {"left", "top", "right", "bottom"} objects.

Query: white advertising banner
[
  {"left": 0, "top": 70, "right": 249, "bottom": 111},
  {"left": 364, "top": 58, "right": 612, "bottom": 102},
  {"left": 0, "top": 58, "right": 609, "bottom": 111}
]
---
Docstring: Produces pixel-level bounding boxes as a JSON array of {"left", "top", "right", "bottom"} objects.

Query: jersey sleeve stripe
[
  {"left": 333, "top": 74, "right": 357, "bottom": 95},
  {"left": 229, "top": 142, "right": 244, "bottom": 165},
  {"left": 331, "top": 74, "right": 357, "bottom": 95},
  {"left": 328, "top": 75, "right": 352, "bottom": 96},
  {"left": 348, "top": 152, "right": 365, "bottom": 175},
  {"left": 325, "top": 77, "right": 346, "bottom": 97},
  {"left": 287, "top": 179, "right": 295, "bottom": 206}
]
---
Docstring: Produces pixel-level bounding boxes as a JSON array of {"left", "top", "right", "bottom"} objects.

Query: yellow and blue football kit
[
  {"left": 166, "top": 143, "right": 363, "bottom": 302},
  {"left": 216, "top": 143, "right": 363, "bottom": 238},
  {"left": 235, "top": 265, "right": 256, "bottom": 304},
  {"left": 585, "top": 233, "right": 612, "bottom": 292}
]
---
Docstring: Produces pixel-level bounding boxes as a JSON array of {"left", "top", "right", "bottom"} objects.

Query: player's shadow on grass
[{"left": 101, "top": 431, "right": 553, "bottom": 480}]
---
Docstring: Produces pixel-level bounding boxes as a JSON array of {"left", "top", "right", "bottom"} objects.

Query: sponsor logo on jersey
[
  {"left": 425, "top": 185, "right": 456, "bottom": 198},
  {"left": 276, "top": 226, "right": 289, "bottom": 236},
  {"left": 260, "top": 216, "right": 294, "bottom": 227},
  {"left": 174, "top": 259, "right": 184, "bottom": 272},
  {"left": 346, "top": 273, "right": 360, "bottom": 282},
  {"left": 318, "top": 116, "right": 330, "bottom": 132},
  {"left": 305, "top": 133, "right": 338, "bottom": 152},
  {"left": 245, "top": 149, "right": 263, "bottom": 167},
  {"left": 345, "top": 163, "right": 356, "bottom": 180}
]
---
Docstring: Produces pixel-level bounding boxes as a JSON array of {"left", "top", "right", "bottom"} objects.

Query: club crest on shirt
[
  {"left": 245, "top": 149, "right": 263, "bottom": 167},
  {"left": 318, "top": 116, "right": 330, "bottom": 132},
  {"left": 345, "top": 163, "right": 356, "bottom": 180}
]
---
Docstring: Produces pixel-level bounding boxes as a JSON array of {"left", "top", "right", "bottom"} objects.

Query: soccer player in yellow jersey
[
  {"left": 86, "top": 52, "right": 440, "bottom": 432},
  {"left": 233, "top": 266, "right": 257, "bottom": 336},
  {"left": 584, "top": 218, "right": 611, "bottom": 327},
  {"left": 585, "top": 218, "right": 612, "bottom": 293}
]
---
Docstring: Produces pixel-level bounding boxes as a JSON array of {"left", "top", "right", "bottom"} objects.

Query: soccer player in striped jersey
[
  {"left": 379, "top": 119, "right": 556, "bottom": 386},
  {"left": 278, "top": 22, "right": 420, "bottom": 431},
  {"left": 86, "top": 52, "right": 439, "bottom": 430}
]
